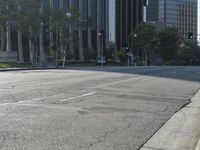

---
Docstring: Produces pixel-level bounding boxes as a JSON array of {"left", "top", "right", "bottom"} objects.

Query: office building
[
  {"left": 0, "top": 0, "right": 144, "bottom": 62},
  {"left": 147, "top": 0, "right": 198, "bottom": 42},
  {"left": 116, "top": 0, "right": 144, "bottom": 50},
  {"left": 146, "top": 0, "right": 159, "bottom": 22}
]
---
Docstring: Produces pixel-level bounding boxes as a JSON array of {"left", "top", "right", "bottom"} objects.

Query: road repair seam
[
  {"left": 60, "top": 92, "right": 97, "bottom": 102},
  {"left": 142, "top": 146, "right": 166, "bottom": 150},
  {"left": 140, "top": 88, "right": 200, "bottom": 150}
]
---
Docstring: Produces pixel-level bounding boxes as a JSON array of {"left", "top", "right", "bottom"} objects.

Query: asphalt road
[{"left": 0, "top": 66, "right": 200, "bottom": 150}]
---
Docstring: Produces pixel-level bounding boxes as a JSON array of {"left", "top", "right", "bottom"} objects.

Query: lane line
[{"left": 60, "top": 92, "right": 97, "bottom": 102}]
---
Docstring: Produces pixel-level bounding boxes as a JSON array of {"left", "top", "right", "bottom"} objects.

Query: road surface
[{"left": 0, "top": 66, "right": 200, "bottom": 150}]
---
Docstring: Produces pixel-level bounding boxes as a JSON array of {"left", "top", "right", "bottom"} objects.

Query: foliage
[
  {"left": 116, "top": 50, "right": 127, "bottom": 63},
  {"left": 0, "top": 62, "right": 31, "bottom": 68},
  {"left": 158, "top": 27, "right": 181, "bottom": 63},
  {"left": 133, "top": 23, "right": 159, "bottom": 65},
  {"left": 134, "top": 23, "right": 158, "bottom": 51},
  {"left": 15, "top": 0, "right": 44, "bottom": 41},
  {"left": 83, "top": 48, "right": 96, "bottom": 61},
  {"left": 177, "top": 42, "right": 200, "bottom": 65},
  {"left": 0, "top": 0, "right": 16, "bottom": 51}
]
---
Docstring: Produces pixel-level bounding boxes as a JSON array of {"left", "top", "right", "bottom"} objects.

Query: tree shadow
[{"left": 64, "top": 66, "right": 200, "bottom": 83}]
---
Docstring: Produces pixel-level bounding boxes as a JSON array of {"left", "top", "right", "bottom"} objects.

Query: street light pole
[
  {"left": 61, "top": 12, "right": 72, "bottom": 68},
  {"left": 127, "top": 33, "right": 137, "bottom": 66}
]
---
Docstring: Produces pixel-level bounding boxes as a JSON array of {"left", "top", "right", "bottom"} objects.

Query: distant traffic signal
[
  {"left": 188, "top": 32, "right": 193, "bottom": 39},
  {"left": 126, "top": 47, "right": 131, "bottom": 53}
]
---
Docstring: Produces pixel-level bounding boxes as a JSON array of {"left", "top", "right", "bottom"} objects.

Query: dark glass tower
[
  {"left": 146, "top": 0, "right": 159, "bottom": 22},
  {"left": 7, "top": 0, "right": 144, "bottom": 62},
  {"left": 116, "top": 0, "right": 144, "bottom": 50}
]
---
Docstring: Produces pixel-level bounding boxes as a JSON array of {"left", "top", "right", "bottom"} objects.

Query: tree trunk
[
  {"left": 62, "top": 50, "right": 66, "bottom": 68},
  {"left": 39, "top": 2, "right": 45, "bottom": 67},
  {"left": 78, "top": 0, "right": 84, "bottom": 61},
  {"left": 59, "top": 0, "right": 65, "bottom": 67},
  {"left": 0, "top": 25, "right": 5, "bottom": 51},
  {"left": 18, "top": 30, "right": 24, "bottom": 63},
  {"left": 55, "top": 26, "right": 59, "bottom": 68},
  {"left": 49, "top": 0, "right": 53, "bottom": 57},
  {"left": 145, "top": 51, "right": 148, "bottom": 66},
  {"left": 28, "top": 27, "right": 34, "bottom": 66},
  {"left": 87, "top": 0, "right": 93, "bottom": 49},
  {"left": 39, "top": 24, "right": 45, "bottom": 67},
  {"left": 6, "top": 22, "right": 11, "bottom": 52},
  {"left": 29, "top": 39, "right": 34, "bottom": 66},
  {"left": 96, "top": 0, "right": 101, "bottom": 59},
  {"left": 17, "top": 5, "right": 24, "bottom": 63},
  {"left": 69, "top": 27, "right": 74, "bottom": 58},
  {"left": 78, "top": 30, "right": 84, "bottom": 61},
  {"left": 59, "top": 27, "right": 63, "bottom": 58}
]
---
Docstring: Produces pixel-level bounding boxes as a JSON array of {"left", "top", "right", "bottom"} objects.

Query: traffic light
[
  {"left": 126, "top": 47, "right": 131, "bottom": 53},
  {"left": 188, "top": 32, "right": 193, "bottom": 39}
]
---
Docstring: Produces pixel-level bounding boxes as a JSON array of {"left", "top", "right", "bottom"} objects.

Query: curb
[
  {"left": 0, "top": 68, "right": 34, "bottom": 72},
  {"left": 0, "top": 67, "right": 58, "bottom": 72},
  {"left": 140, "top": 89, "right": 200, "bottom": 150},
  {"left": 196, "top": 139, "right": 200, "bottom": 150}
]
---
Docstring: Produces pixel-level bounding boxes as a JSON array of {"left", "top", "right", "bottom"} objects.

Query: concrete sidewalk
[{"left": 140, "top": 89, "right": 200, "bottom": 150}]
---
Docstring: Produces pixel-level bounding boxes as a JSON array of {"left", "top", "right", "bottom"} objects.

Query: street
[{"left": 0, "top": 66, "right": 200, "bottom": 150}]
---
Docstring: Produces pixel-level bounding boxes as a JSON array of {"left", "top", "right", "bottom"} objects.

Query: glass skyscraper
[
  {"left": 147, "top": 0, "right": 198, "bottom": 42},
  {"left": 116, "top": 0, "right": 144, "bottom": 50},
  {"left": 146, "top": 0, "right": 159, "bottom": 22},
  {"left": 4, "top": 0, "right": 144, "bottom": 62}
]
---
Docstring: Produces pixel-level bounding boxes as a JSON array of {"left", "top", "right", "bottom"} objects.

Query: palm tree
[
  {"left": 39, "top": 1, "right": 45, "bottom": 67},
  {"left": 5, "top": 4, "right": 11, "bottom": 52},
  {"left": 17, "top": 4, "right": 24, "bottom": 63},
  {"left": 78, "top": 0, "right": 84, "bottom": 61},
  {"left": 87, "top": 0, "right": 93, "bottom": 49},
  {"left": 96, "top": 0, "right": 101, "bottom": 58},
  {"left": 49, "top": 0, "right": 54, "bottom": 57}
]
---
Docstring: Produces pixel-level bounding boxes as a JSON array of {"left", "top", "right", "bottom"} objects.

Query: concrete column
[
  {"left": 87, "top": 0, "right": 93, "bottom": 49},
  {"left": 78, "top": 0, "right": 84, "bottom": 61},
  {"left": 96, "top": 0, "right": 101, "bottom": 58},
  {"left": 69, "top": 0, "right": 74, "bottom": 57},
  {"left": 119, "top": 0, "right": 123, "bottom": 49},
  {"left": 49, "top": 0, "right": 54, "bottom": 57},
  {"left": 18, "top": 31, "right": 24, "bottom": 63},
  {"left": 39, "top": 2, "right": 45, "bottom": 66},
  {"left": 59, "top": 0, "right": 64, "bottom": 58},
  {"left": 17, "top": 5, "right": 24, "bottom": 63},
  {"left": 105, "top": 0, "right": 109, "bottom": 49},
  {"left": 6, "top": 22, "right": 11, "bottom": 52}
]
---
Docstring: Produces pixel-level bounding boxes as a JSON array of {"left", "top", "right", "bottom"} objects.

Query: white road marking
[{"left": 60, "top": 92, "right": 97, "bottom": 102}]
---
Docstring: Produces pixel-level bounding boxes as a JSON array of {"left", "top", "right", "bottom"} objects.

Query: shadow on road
[{"left": 63, "top": 66, "right": 200, "bottom": 83}]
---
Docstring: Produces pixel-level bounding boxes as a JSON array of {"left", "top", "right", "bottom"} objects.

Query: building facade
[
  {"left": 146, "top": 0, "right": 159, "bottom": 22},
  {"left": 50, "top": 0, "right": 117, "bottom": 60},
  {"left": 1, "top": 0, "right": 144, "bottom": 63},
  {"left": 147, "top": 0, "right": 198, "bottom": 42},
  {"left": 41, "top": 0, "right": 144, "bottom": 61},
  {"left": 176, "top": 1, "right": 198, "bottom": 42},
  {"left": 158, "top": 0, "right": 197, "bottom": 42},
  {"left": 116, "top": 0, "right": 144, "bottom": 50}
]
